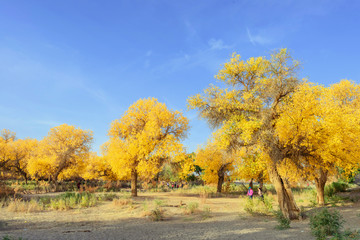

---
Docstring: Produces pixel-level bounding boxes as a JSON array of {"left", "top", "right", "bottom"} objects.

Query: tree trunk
[
  {"left": 268, "top": 165, "right": 300, "bottom": 220},
  {"left": 217, "top": 174, "right": 224, "bottom": 193},
  {"left": 131, "top": 169, "right": 138, "bottom": 197},
  {"left": 315, "top": 168, "right": 328, "bottom": 206},
  {"left": 249, "top": 178, "right": 253, "bottom": 189},
  {"left": 258, "top": 172, "right": 264, "bottom": 190}
]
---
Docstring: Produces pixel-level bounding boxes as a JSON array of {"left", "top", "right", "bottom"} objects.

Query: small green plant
[
  {"left": 244, "top": 198, "right": 254, "bottom": 214},
  {"left": 342, "top": 229, "right": 360, "bottom": 240},
  {"left": 244, "top": 197, "right": 273, "bottom": 215},
  {"left": 154, "top": 199, "right": 165, "bottom": 207},
  {"left": 200, "top": 206, "right": 212, "bottom": 220},
  {"left": 185, "top": 202, "right": 199, "bottom": 214},
  {"left": 142, "top": 199, "right": 149, "bottom": 211},
  {"left": 149, "top": 207, "right": 165, "bottom": 221},
  {"left": 310, "top": 208, "right": 344, "bottom": 240},
  {"left": 273, "top": 210, "right": 291, "bottom": 230},
  {"left": 325, "top": 181, "right": 348, "bottom": 198}
]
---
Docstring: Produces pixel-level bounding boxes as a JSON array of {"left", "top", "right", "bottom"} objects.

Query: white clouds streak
[{"left": 246, "top": 28, "right": 272, "bottom": 46}]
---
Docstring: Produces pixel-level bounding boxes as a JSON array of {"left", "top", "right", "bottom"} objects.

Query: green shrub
[
  {"left": 154, "top": 199, "right": 165, "bottom": 207},
  {"left": 49, "top": 192, "right": 97, "bottom": 210},
  {"left": 325, "top": 181, "right": 348, "bottom": 198},
  {"left": 149, "top": 207, "right": 165, "bottom": 221},
  {"left": 184, "top": 202, "right": 199, "bottom": 214},
  {"left": 273, "top": 210, "right": 291, "bottom": 230},
  {"left": 310, "top": 208, "right": 343, "bottom": 240},
  {"left": 201, "top": 206, "right": 212, "bottom": 220},
  {"left": 244, "top": 196, "right": 273, "bottom": 215},
  {"left": 98, "top": 193, "right": 118, "bottom": 201}
]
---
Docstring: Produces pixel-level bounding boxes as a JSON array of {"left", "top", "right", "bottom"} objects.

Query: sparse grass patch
[
  {"left": 244, "top": 196, "right": 274, "bottom": 216},
  {"left": 49, "top": 192, "right": 97, "bottom": 210},
  {"left": 7, "top": 199, "right": 42, "bottom": 213},
  {"left": 184, "top": 202, "right": 199, "bottom": 215},
  {"left": 273, "top": 210, "right": 291, "bottom": 230},
  {"left": 149, "top": 207, "right": 165, "bottom": 221},
  {"left": 113, "top": 198, "right": 132, "bottom": 207},
  {"left": 200, "top": 206, "right": 212, "bottom": 220}
]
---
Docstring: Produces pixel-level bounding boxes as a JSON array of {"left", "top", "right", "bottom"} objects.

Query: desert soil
[{"left": 0, "top": 192, "right": 359, "bottom": 240}]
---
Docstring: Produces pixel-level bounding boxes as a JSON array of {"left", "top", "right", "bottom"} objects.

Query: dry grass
[
  {"left": 113, "top": 198, "right": 133, "bottom": 207},
  {"left": 7, "top": 199, "right": 42, "bottom": 213}
]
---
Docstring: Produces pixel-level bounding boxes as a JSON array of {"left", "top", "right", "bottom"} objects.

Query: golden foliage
[
  {"left": 195, "top": 139, "right": 236, "bottom": 185},
  {"left": 27, "top": 124, "right": 93, "bottom": 181},
  {"left": 106, "top": 98, "right": 189, "bottom": 182}
]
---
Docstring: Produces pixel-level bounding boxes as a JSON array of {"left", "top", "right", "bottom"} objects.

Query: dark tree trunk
[
  {"left": 249, "top": 178, "right": 253, "bottom": 189},
  {"left": 258, "top": 173, "right": 264, "bottom": 190},
  {"left": 217, "top": 174, "right": 224, "bottom": 193},
  {"left": 131, "top": 169, "right": 138, "bottom": 197},
  {"left": 315, "top": 168, "right": 328, "bottom": 206}
]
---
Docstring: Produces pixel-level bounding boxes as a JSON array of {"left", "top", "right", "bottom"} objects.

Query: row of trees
[
  {"left": 0, "top": 98, "right": 193, "bottom": 197},
  {"left": 1, "top": 49, "right": 359, "bottom": 220}
]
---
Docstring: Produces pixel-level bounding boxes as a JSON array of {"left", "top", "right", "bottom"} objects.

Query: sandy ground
[{"left": 0, "top": 192, "right": 359, "bottom": 240}]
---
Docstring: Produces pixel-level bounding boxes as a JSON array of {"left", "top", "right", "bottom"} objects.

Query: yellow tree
[
  {"left": 0, "top": 129, "right": 16, "bottom": 172},
  {"left": 276, "top": 80, "right": 360, "bottom": 205},
  {"left": 196, "top": 139, "right": 237, "bottom": 193},
  {"left": 234, "top": 147, "right": 269, "bottom": 189},
  {"left": 188, "top": 49, "right": 302, "bottom": 219},
  {"left": 8, "top": 139, "right": 38, "bottom": 183},
  {"left": 107, "top": 98, "right": 189, "bottom": 197},
  {"left": 27, "top": 124, "right": 93, "bottom": 183},
  {"left": 82, "top": 152, "right": 117, "bottom": 181}
]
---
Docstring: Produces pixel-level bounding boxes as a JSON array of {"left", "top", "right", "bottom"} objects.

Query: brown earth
[{"left": 0, "top": 191, "right": 359, "bottom": 240}]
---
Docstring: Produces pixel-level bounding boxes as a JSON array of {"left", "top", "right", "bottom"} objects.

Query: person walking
[
  {"left": 247, "top": 187, "right": 254, "bottom": 199},
  {"left": 258, "top": 187, "right": 264, "bottom": 201}
]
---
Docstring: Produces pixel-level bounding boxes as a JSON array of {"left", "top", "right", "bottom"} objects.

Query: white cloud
[
  {"left": 246, "top": 28, "right": 273, "bottom": 46},
  {"left": 208, "top": 38, "right": 232, "bottom": 50}
]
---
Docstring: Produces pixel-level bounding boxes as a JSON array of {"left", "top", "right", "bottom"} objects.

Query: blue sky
[{"left": 1, "top": 0, "right": 359, "bottom": 153}]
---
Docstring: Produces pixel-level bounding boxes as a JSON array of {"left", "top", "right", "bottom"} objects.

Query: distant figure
[
  {"left": 247, "top": 187, "right": 253, "bottom": 199},
  {"left": 258, "top": 187, "right": 264, "bottom": 201}
]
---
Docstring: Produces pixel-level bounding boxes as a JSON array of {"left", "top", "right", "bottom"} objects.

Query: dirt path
[{"left": 0, "top": 192, "right": 359, "bottom": 240}]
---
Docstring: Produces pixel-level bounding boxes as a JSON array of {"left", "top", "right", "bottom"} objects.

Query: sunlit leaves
[
  {"left": 106, "top": 98, "right": 189, "bottom": 183},
  {"left": 27, "top": 124, "right": 93, "bottom": 181}
]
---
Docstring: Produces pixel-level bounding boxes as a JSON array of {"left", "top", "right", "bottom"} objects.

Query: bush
[
  {"left": 325, "top": 181, "right": 349, "bottom": 198},
  {"left": 50, "top": 192, "right": 97, "bottom": 210},
  {"left": 149, "top": 207, "right": 165, "bottom": 221},
  {"left": 244, "top": 196, "right": 273, "bottom": 215},
  {"left": 97, "top": 193, "right": 118, "bottom": 201},
  {"left": 184, "top": 202, "right": 199, "bottom": 214},
  {"left": 310, "top": 208, "right": 343, "bottom": 240},
  {"left": 201, "top": 206, "right": 212, "bottom": 220},
  {"left": 273, "top": 210, "right": 291, "bottom": 230}
]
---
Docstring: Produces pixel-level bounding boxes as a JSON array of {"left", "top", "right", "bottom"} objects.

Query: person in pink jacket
[{"left": 247, "top": 187, "right": 254, "bottom": 199}]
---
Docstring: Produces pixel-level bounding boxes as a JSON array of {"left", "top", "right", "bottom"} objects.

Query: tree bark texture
[
  {"left": 268, "top": 164, "right": 300, "bottom": 220},
  {"left": 217, "top": 173, "right": 224, "bottom": 193},
  {"left": 249, "top": 178, "right": 253, "bottom": 189},
  {"left": 131, "top": 169, "right": 138, "bottom": 197},
  {"left": 315, "top": 168, "right": 328, "bottom": 206}
]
